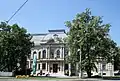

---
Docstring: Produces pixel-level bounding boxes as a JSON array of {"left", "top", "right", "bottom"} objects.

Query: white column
[
  {"left": 69, "top": 63, "right": 71, "bottom": 76},
  {"left": 46, "top": 62, "right": 48, "bottom": 72},
  {"left": 112, "top": 63, "right": 114, "bottom": 76},
  {"left": 68, "top": 50, "right": 71, "bottom": 76},
  {"left": 41, "top": 49, "right": 43, "bottom": 58},
  {"left": 37, "top": 50, "right": 39, "bottom": 59},
  {"left": 62, "top": 62, "right": 64, "bottom": 74},
  {"left": 29, "top": 60, "right": 31, "bottom": 68},
  {"left": 29, "top": 52, "right": 32, "bottom": 68},
  {"left": 37, "top": 64, "right": 39, "bottom": 70},
  {"left": 48, "top": 62, "right": 50, "bottom": 73},
  {"left": 40, "top": 63, "right": 42, "bottom": 70},
  {"left": 46, "top": 49, "right": 48, "bottom": 58},
  {"left": 31, "top": 51, "right": 33, "bottom": 59},
  {"left": 76, "top": 63, "right": 79, "bottom": 75},
  {"left": 61, "top": 62, "right": 63, "bottom": 71},
  {"left": 60, "top": 48, "right": 62, "bottom": 58},
  {"left": 61, "top": 47, "right": 63, "bottom": 59},
  {"left": 60, "top": 47, "right": 63, "bottom": 59},
  {"left": 63, "top": 47, "right": 64, "bottom": 59},
  {"left": 47, "top": 47, "right": 50, "bottom": 59}
]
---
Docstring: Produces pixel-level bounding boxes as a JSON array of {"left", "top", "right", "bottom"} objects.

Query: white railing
[{"left": 0, "top": 72, "right": 13, "bottom": 76}]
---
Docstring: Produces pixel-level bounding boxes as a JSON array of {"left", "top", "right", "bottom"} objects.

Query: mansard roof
[{"left": 31, "top": 29, "right": 67, "bottom": 45}]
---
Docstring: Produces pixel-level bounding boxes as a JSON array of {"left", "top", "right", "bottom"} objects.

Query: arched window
[
  {"left": 33, "top": 51, "right": 37, "bottom": 59},
  {"left": 33, "top": 51, "right": 37, "bottom": 54},
  {"left": 42, "top": 50, "right": 46, "bottom": 58},
  {"left": 56, "top": 50, "right": 60, "bottom": 58},
  {"left": 38, "top": 51, "right": 41, "bottom": 59},
  {"left": 50, "top": 48, "right": 54, "bottom": 58}
]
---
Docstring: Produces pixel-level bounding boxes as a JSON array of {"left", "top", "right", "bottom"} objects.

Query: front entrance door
[{"left": 53, "top": 64, "right": 58, "bottom": 73}]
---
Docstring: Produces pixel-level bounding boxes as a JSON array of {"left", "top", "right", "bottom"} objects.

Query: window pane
[
  {"left": 42, "top": 50, "right": 46, "bottom": 58},
  {"left": 42, "top": 63, "right": 46, "bottom": 70},
  {"left": 39, "top": 51, "right": 41, "bottom": 59},
  {"left": 50, "top": 48, "right": 54, "bottom": 58},
  {"left": 57, "top": 50, "right": 60, "bottom": 58},
  {"left": 102, "top": 64, "right": 106, "bottom": 70},
  {"left": 38, "top": 64, "right": 40, "bottom": 70}
]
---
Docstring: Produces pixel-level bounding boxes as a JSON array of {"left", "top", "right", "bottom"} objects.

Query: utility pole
[{"left": 6, "top": 0, "right": 29, "bottom": 24}]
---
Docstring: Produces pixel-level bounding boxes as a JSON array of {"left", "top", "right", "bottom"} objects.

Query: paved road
[
  {"left": 0, "top": 77, "right": 120, "bottom": 81},
  {"left": 0, "top": 79, "right": 120, "bottom": 81}
]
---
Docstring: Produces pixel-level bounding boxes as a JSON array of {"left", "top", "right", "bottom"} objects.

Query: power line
[{"left": 6, "top": 0, "right": 29, "bottom": 23}]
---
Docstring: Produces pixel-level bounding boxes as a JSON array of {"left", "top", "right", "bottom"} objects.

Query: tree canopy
[
  {"left": 65, "top": 9, "right": 118, "bottom": 77},
  {"left": 0, "top": 22, "right": 34, "bottom": 72}
]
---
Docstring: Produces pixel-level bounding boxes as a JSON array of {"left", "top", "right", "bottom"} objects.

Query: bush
[{"left": 13, "top": 68, "right": 32, "bottom": 76}]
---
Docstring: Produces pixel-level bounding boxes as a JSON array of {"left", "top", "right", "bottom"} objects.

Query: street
[{"left": 0, "top": 78, "right": 120, "bottom": 81}]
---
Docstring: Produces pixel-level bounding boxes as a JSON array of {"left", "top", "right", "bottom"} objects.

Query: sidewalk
[{"left": 0, "top": 77, "right": 113, "bottom": 81}]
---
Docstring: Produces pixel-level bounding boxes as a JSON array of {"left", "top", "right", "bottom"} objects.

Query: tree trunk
[
  {"left": 87, "top": 70, "right": 91, "bottom": 78},
  {"left": 86, "top": 38, "right": 91, "bottom": 78},
  {"left": 20, "top": 56, "right": 27, "bottom": 70}
]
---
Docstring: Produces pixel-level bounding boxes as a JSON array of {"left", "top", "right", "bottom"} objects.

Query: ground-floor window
[
  {"left": 102, "top": 64, "right": 106, "bottom": 70},
  {"left": 38, "top": 64, "right": 40, "bottom": 70},
  {"left": 42, "top": 63, "right": 46, "bottom": 70}
]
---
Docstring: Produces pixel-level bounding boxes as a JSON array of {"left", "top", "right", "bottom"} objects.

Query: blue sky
[{"left": 0, "top": 0, "right": 120, "bottom": 45}]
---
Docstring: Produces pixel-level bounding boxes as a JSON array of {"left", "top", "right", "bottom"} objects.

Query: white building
[
  {"left": 27, "top": 29, "right": 69, "bottom": 76},
  {"left": 27, "top": 29, "right": 114, "bottom": 77}
]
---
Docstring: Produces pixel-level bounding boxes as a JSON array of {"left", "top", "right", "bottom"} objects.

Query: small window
[
  {"left": 102, "top": 64, "right": 106, "bottom": 70},
  {"left": 103, "top": 73, "right": 106, "bottom": 75},
  {"left": 91, "top": 73, "right": 93, "bottom": 75},
  {"left": 42, "top": 63, "right": 46, "bottom": 70},
  {"left": 99, "top": 73, "right": 101, "bottom": 75},
  {"left": 38, "top": 64, "right": 40, "bottom": 70}
]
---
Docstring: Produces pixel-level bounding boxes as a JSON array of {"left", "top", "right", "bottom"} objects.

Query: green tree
[
  {"left": 0, "top": 22, "right": 34, "bottom": 72},
  {"left": 65, "top": 9, "right": 116, "bottom": 77},
  {"left": 113, "top": 47, "right": 120, "bottom": 71}
]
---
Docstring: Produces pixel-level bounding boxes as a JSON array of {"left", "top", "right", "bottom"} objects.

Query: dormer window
[{"left": 53, "top": 34, "right": 58, "bottom": 39}]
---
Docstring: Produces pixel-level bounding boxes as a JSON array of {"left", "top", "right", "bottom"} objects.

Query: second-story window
[
  {"left": 56, "top": 50, "right": 60, "bottom": 58},
  {"left": 38, "top": 51, "right": 41, "bottom": 59},
  {"left": 50, "top": 48, "right": 54, "bottom": 58},
  {"left": 50, "top": 51, "right": 54, "bottom": 58},
  {"left": 42, "top": 50, "right": 46, "bottom": 59}
]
